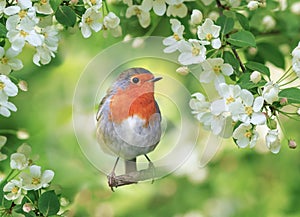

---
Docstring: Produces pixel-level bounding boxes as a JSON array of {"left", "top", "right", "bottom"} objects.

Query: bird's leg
[
  {"left": 144, "top": 154, "right": 155, "bottom": 184},
  {"left": 107, "top": 157, "right": 119, "bottom": 191}
]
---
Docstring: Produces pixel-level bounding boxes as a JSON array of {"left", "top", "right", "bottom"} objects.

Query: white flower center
[
  {"left": 213, "top": 65, "right": 221, "bottom": 74},
  {"left": 192, "top": 46, "right": 200, "bottom": 56},
  {"left": 206, "top": 33, "right": 213, "bottom": 41},
  {"left": 226, "top": 96, "right": 235, "bottom": 104},
  {"left": 0, "top": 82, "right": 5, "bottom": 90},
  {"left": 18, "top": 10, "right": 27, "bottom": 19},
  {"left": 173, "top": 33, "right": 180, "bottom": 41},
  {"left": 85, "top": 17, "right": 93, "bottom": 25},
  {"left": 11, "top": 186, "right": 19, "bottom": 194},
  {"left": 32, "top": 177, "right": 41, "bottom": 185},
  {"left": 245, "top": 106, "right": 253, "bottom": 116},
  {"left": 1, "top": 57, "right": 8, "bottom": 65},
  {"left": 244, "top": 130, "right": 252, "bottom": 138}
]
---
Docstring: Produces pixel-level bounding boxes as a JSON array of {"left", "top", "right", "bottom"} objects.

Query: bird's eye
[{"left": 131, "top": 77, "right": 140, "bottom": 84}]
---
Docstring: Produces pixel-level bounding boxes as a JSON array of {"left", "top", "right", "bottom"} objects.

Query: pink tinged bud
[
  {"left": 280, "top": 97, "right": 288, "bottom": 106},
  {"left": 23, "top": 203, "right": 33, "bottom": 213},
  {"left": 176, "top": 66, "right": 189, "bottom": 75},
  {"left": 250, "top": 71, "right": 261, "bottom": 84},
  {"left": 288, "top": 139, "right": 297, "bottom": 149},
  {"left": 18, "top": 80, "right": 28, "bottom": 92},
  {"left": 191, "top": 9, "right": 203, "bottom": 25}
]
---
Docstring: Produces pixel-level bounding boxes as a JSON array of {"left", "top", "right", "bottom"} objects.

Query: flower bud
[
  {"left": 23, "top": 203, "right": 33, "bottom": 213},
  {"left": 132, "top": 37, "right": 144, "bottom": 48},
  {"left": 247, "top": 1, "right": 259, "bottom": 10},
  {"left": 288, "top": 139, "right": 297, "bottom": 149},
  {"left": 250, "top": 71, "right": 261, "bottom": 84},
  {"left": 17, "top": 129, "right": 30, "bottom": 140},
  {"left": 262, "top": 15, "right": 276, "bottom": 31},
  {"left": 176, "top": 66, "right": 189, "bottom": 75},
  {"left": 279, "top": 97, "right": 288, "bottom": 106},
  {"left": 262, "top": 82, "right": 279, "bottom": 104},
  {"left": 291, "top": 2, "right": 300, "bottom": 15},
  {"left": 267, "top": 118, "right": 277, "bottom": 130},
  {"left": 191, "top": 10, "right": 203, "bottom": 25},
  {"left": 297, "top": 108, "right": 300, "bottom": 115}
]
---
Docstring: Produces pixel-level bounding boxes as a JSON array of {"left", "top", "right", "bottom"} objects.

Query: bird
[{"left": 96, "top": 68, "right": 162, "bottom": 187}]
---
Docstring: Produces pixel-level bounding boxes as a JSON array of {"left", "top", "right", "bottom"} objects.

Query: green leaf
[
  {"left": 245, "top": 61, "right": 270, "bottom": 77},
  {"left": 0, "top": 23, "right": 7, "bottom": 38},
  {"left": 279, "top": 88, "right": 300, "bottom": 104},
  {"left": 227, "top": 30, "right": 256, "bottom": 48},
  {"left": 55, "top": 6, "right": 76, "bottom": 27},
  {"left": 235, "top": 12, "right": 249, "bottom": 30},
  {"left": 223, "top": 51, "right": 239, "bottom": 71},
  {"left": 217, "top": 15, "right": 234, "bottom": 35},
  {"left": 50, "top": 0, "right": 62, "bottom": 12},
  {"left": 257, "top": 42, "right": 285, "bottom": 69},
  {"left": 38, "top": 191, "right": 60, "bottom": 216}
]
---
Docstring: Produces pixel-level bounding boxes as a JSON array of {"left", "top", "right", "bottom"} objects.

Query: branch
[
  {"left": 107, "top": 166, "right": 165, "bottom": 190},
  {"left": 231, "top": 47, "right": 246, "bottom": 73}
]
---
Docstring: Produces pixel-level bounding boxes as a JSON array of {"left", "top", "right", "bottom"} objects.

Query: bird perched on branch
[{"left": 96, "top": 68, "right": 162, "bottom": 188}]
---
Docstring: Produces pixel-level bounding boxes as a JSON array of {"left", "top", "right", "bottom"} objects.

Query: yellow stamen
[
  {"left": 32, "top": 177, "right": 41, "bottom": 185},
  {"left": 206, "top": 33, "right": 213, "bottom": 41},
  {"left": 20, "top": 30, "right": 29, "bottom": 37},
  {"left": 173, "top": 33, "right": 180, "bottom": 41},
  {"left": 0, "top": 82, "right": 5, "bottom": 90},
  {"left": 245, "top": 106, "right": 253, "bottom": 116},
  {"left": 11, "top": 186, "right": 19, "bottom": 194},
  {"left": 175, "top": 3, "right": 182, "bottom": 8},
  {"left": 213, "top": 65, "right": 221, "bottom": 74},
  {"left": 85, "top": 17, "right": 93, "bottom": 25},
  {"left": 134, "top": 7, "right": 141, "bottom": 15},
  {"left": 244, "top": 131, "right": 252, "bottom": 138},
  {"left": 40, "top": 0, "right": 47, "bottom": 4},
  {"left": 90, "top": 0, "right": 96, "bottom": 4},
  {"left": 1, "top": 57, "right": 8, "bottom": 64},
  {"left": 192, "top": 47, "right": 200, "bottom": 56},
  {"left": 226, "top": 96, "right": 235, "bottom": 104},
  {"left": 18, "top": 10, "right": 27, "bottom": 19}
]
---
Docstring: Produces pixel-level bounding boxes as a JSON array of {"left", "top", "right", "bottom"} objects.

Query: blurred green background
[{"left": 2, "top": 2, "right": 300, "bottom": 216}]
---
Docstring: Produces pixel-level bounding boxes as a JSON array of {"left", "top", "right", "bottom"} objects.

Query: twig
[
  {"left": 231, "top": 47, "right": 246, "bottom": 73},
  {"left": 107, "top": 166, "right": 164, "bottom": 189}
]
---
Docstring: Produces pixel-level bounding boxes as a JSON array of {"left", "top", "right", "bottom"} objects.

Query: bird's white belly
[{"left": 97, "top": 114, "right": 161, "bottom": 159}]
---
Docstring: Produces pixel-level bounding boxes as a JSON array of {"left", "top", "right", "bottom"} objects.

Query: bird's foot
[
  {"left": 148, "top": 161, "right": 156, "bottom": 184},
  {"left": 107, "top": 172, "right": 117, "bottom": 191}
]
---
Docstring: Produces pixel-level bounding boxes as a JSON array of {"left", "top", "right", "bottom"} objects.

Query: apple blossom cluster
[
  {"left": 0, "top": 74, "right": 18, "bottom": 117},
  {"left": 0, "top": 143, "right": 65, "bottom": 216},
  {"left": 123, "top": 0, "right": 189, "bottom": 28},
  {"left": 163, "top": 9, "right": 300, "bottom": 153},
  {"left": 79, "top": 0, "right": 122, "bottom": 38}
]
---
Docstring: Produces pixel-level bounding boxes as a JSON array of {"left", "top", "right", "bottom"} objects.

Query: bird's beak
[{"left": 149, "top": 77, "right": 162, "bottom": 82}]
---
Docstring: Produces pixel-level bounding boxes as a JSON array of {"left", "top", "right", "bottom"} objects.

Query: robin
[{"left": 96, "top": 68, "right": 162, "bottom": 187}]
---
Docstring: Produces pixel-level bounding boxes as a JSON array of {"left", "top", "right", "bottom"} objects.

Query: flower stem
[{"left": 276, "top": 65, "right": 293, "bottom": 84}]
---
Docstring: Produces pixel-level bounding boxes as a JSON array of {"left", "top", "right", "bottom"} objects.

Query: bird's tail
[{"left": 125, "top": 158, "right": 137, "bottom": 174}]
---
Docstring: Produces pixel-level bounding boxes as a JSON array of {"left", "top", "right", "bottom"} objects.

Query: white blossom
[
  {"left": 233, "top": 124, "right": 258, "bottom": 148},
  {"left": 0, "top": 100, "right": 17, "bottom": 117},
  {"left": 126, "top": 0, "right": 152, "bottom": 28},
  {"left": 197, "top": 18, "right": 221, "bottom": 49},
  {"left": 34, "top": 0, "right": 53, "bottom": 15},
  {"left": 262, "top": 15, "right": 276, "bottom": 31},
  {"left": 79, "top": 8, "right": 102, "bottom": 38},
  {"left": 0, "top": 47, "right": 23, "bottom": 75},
  {"left": 190, "top": 92, "right": 211, "bottom": 123},
  {"left": 3, "top": 179, "right": 25, "bottom": 204},
  {"left": 190, "top": 9, "right": 203, "bottom": 25},
  {"left": 266, "top": 129, "right": 281, "bottom": 154},
  {"left": 291, "top": 2, "right": 300, "bottom": 15},
  {"left": 0, "top": 135, "right": 7, "bottom": 161},
  {"left": 103, "top": 12, "right": 122, "bottom": 37},
  {"left": 0, "top": 0, "right": 6, "bottom": 18},
  {"left": 238, "top": 90, "right": 266, "bottom": 125},
  {"left": 0, "top": 75, "right": 18, "bottom": 102},
  {"left": 199, "top": 58, "right": 233, "bottom": 86},
  {"left": 292, "top": 42, "right": 300, "bottom": 77},
  {"left": 83, "top": 0, "right": 102, "bottom": 9},
  {"left": 247, "top": 0, "right": 259, "bottom": 10},
  {"left": 10, "top": 153, "right": 28, "bottom": 170},
  {"left": 165, "top": 0, "right": 188, "bottom": 18},
  {"left": 262, "top": 82, "right": 279, "bottom": 104},
  {"left": 163, "top": 19, "right": 185, "bottom": 53},
  {"left": 178, "top": 39, "right": 206, "bottom": 65},
  {"left": 20, "top": 165, "right": 54, "bottom": 190},
  {"left": 153, "top": 0, "right": 167, "bottom": 16}
]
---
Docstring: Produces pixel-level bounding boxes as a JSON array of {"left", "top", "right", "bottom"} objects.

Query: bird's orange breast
[{"left": 109, "top": 86, "right": 158, "bottom": 126}]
